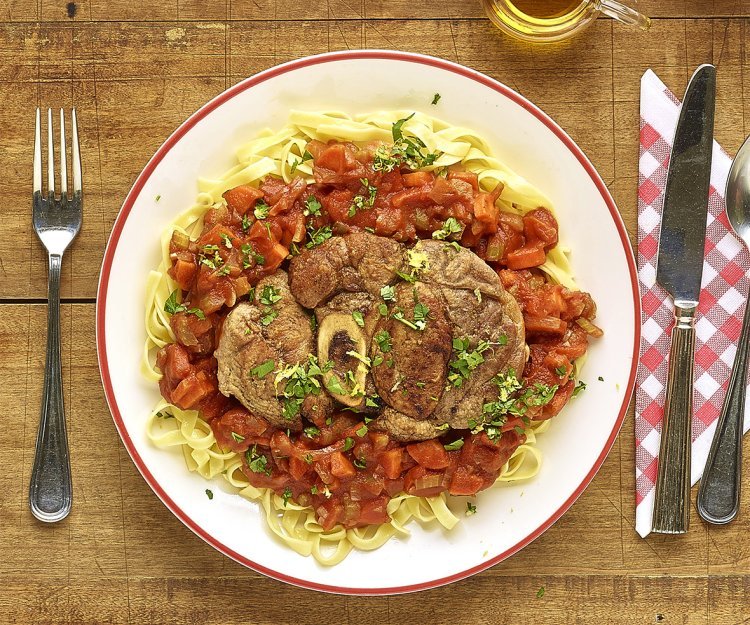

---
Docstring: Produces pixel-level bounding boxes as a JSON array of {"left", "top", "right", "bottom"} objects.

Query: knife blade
[{"left": 652, "top": 64, "right": 716, "bottom": 534}]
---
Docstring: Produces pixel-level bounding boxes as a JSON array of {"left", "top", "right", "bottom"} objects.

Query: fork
[{"left": 29, "top": 108, "right": 82, "bottom": 523}]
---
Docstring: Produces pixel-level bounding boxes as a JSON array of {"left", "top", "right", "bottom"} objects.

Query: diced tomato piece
[
  {"left": 358, "top": 497, "right": 390, "bottom": 525},
  {"left": 402, "top": 171, "right": 434, "bottom": 187},
  {"left": 447, "top": 170, "right": 479, "bottom": 193},
  {"left": 403, "top": 465, "right": 447, "bottom": 497},
  {"left": 378, "top": 449, "right": 403, "bottom": 479},
  {"left": 213, "top": 407, "right": 272, "bottom": 452},
  {"left": 525, "top": 315, "right": 567, "bottom": 335},
  {"left": 171, "top": 371, "right": 214, "bottom": 409},
  {"left": 523, "top": 208, "right": 558, "bottom": 249},
  {"left": 406, "top": 439, "right": 450, "bottom": 470},
  {"left": 473, "top": 192, "right": 499, "bottom": 225},
  {"left": 330, "top": 451, "right": 356, "bottom": 478},
  {"left": 171, "top": 259, "right": 198, "bottom": 291},
  {"left": 506, "top": 244, "right": 547, "bottom": 270},
  {"left": 448, "top": 466, "right": 484, "bottom": 496},
  {"left": 223, "top": 184, "right": 264, "bottom": 214},
  {"left": 288, "top": 455, "right": 311, "bottom": 481}
]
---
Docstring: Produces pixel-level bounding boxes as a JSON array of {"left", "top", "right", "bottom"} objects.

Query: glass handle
[{"left": 597, "top": 0, "right": 651, "bottom": 30}]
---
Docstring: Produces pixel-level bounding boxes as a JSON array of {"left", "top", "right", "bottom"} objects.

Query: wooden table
[{"left": 3, "top": 1, "right": 750, "bottom": 623}]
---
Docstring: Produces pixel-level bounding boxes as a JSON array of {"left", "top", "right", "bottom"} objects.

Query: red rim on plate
[{"left": 96, "top": 50, "right": 641, "bottom": 595}]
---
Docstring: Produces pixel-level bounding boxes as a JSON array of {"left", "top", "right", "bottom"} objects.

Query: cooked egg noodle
[{"left": 143, "top": 111, "right": 582, "bottom": 566}]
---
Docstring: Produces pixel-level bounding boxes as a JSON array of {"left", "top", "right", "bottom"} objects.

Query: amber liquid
[{"left": 505, "top": 0, "right": 582, "bottom": 18}]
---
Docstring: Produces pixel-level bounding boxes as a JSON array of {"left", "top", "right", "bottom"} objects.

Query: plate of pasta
[{"left": 97, "top": 50, "right": 639, "bottom": 594}]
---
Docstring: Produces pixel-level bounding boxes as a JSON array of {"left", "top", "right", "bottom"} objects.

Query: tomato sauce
[{"left": 155, "top": 139, "right": 601, "bottom": 529}]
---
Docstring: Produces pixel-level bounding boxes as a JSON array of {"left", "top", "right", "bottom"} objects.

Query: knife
[{"left": 652, "top": 64, "right": 716, "bottom": 534}]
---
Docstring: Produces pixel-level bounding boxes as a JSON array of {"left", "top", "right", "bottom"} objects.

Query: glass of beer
[{"left": 481, "top": 0, "right": 650, "bottom": 42}]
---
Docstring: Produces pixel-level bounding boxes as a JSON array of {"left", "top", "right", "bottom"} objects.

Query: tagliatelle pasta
[{"left": 142, "top": 110, "right": 594, "bottom": 566}]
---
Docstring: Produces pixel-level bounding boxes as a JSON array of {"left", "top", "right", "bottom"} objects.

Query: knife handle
[
  {"left": 696, "top": 288, "right": 750, "bottom": 525},
  {"left": 652, "top": 304, "right": 695, "bottom": 534}
]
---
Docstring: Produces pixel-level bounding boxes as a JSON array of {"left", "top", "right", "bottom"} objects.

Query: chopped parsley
[
  {"left": 380, "top": 285, "right": 396, "bottom": 301},
  {"left": 573, "top": 381, "right": 587, "bottom": 397},
  {"left": 372, "top": 355, "right": 384, "bottom": 367},
  {"left": 355, "top": 424, "right": 368, "bottom": 437},
  {"left": 598, "top": 376, "right": 604, "bottom": 382},
  {"left": 348, "top": 178, "right": 378, "bottom": 217},
  {"left": 431, "top": 93, "right": 441, "bottom": 105},
  {"left": 245, "top": 445, "right": 271, "bottom": 476},
  {"left": 155, "top": 410, "right": 174, "bottom": 419},
  {"left": 444, "top": 438, "right": 464, "bottom": 451},
  {"left": 241, "top": 242, "right": 264, "bottom": 268},
  {"left": 466, "top": 502, "right": 477, "bottom": 516},
  {"left": 555, "top": 365, "right": 567, "bottom": 377},
  {"left": 536, "top": 586, "right": 545, "bottom": 599},
  {"left": 365, "top": 394, "right": 380, "bottom": 408},
  {"left": 205, "top": 489, "right": 213, "bottom": 500},
  {"left": 310, "top": 485, "right": 319, "bottom": 495},
  {"left": 259, "top": 285, "right": 282, "bottom": 306},
  {"left": 274, "top": 356, "right": 332, "bottom": 420},
  {"left": 373, "top": 114, "right": 442, "bottom": 172},
  {"left": 413, "top": 301, "right": 430, "bottom": 331},
  {"left": 303, "top": 453, "right": 314, "bottom": 465},
  {"left": 290, "top": 150, "right": 313, "bottom": 173},
  {"left": 241, "top": 214, "right": 251, "bottom": 231},
  {"left": 163, "top": 290, "right": 206, "bottom": 320},
  {"left": 304, "top": 195, "right": 322, "bottom": 216},
  {"left": 342, "top": 437, "right": 355, "bottom": 452},
  {"left": 448, "top": 338, "right": 493, "bottom": 388},
  {"left": 306, "top": 224, "right": 333, "bottom": 248},
  {"left": 303, "top": 426, "right": 320, "bottom": 439},
  {"left": 250, "top": 359, "right": 275, "bottom": 379},
  {"left": 253, "top": 199, "right": 271, "bottom": 220},
  {"left": 374, "top": 330, "right": 393, "bottom": 353},
  {"left": 230, "top": 431, "right": 245, "bottom": 443},
  {"left": 155, "top": 194, "right": 161, "bottom": 202},
  {"left": 325, "top": 375, "right": 346, "bottom": 395},
  {"left": 219, "top": 233, "right": 233, "bottom": 249},
  {"left": 432, "top": 217, "right": 463, "bottom": 240},
  {"left": 378, "top": 303, "right": 389, "bottom": 317},
  {"left": 281, "top": 487, "right": 293, "bottom": 507},
  {"left": 354, "top": 457, "right": 367, "bottom": 469},
  {"left": 260, "top": 308, "right": 279, "bottom": 326},
  {"left": 352, "top": 310, "right": 365, "bottom": 327}
]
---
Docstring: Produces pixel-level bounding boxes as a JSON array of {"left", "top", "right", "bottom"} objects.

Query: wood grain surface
[{"left": 3, "top": 1, "right": 750, "bottom": 623}]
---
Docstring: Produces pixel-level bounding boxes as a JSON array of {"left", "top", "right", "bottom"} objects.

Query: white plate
[{"left": 97, "top": 51, "right": 639, "bottom": 595}]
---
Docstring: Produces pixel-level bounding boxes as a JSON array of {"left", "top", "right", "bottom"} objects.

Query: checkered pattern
[{"left": 635, "top": 70, "right": 750, "bottom": 537}]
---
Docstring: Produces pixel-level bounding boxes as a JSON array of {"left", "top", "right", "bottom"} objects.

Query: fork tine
[
  {"left": 59, "top": 109, "right": 68, "bottom": 196},
  {"left": 71, "top": 108, "right": 81, "bottom": 193},
  {"left": 33, "top": 108, "right": 42, "bottom": 194},
  {"left": 47, "top": 108, "right": 55, "bottom": 197}
]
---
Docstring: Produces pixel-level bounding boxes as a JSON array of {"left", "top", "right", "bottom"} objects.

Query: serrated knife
[{"left": 652, "top": 64, "right": 716, "bottom": 534}]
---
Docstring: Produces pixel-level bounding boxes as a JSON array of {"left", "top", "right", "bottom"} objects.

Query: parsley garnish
[
  {"left": 374, "top": 330, "right": 393, "bottom": 353},
  {"left": 352, "top": 311, "right": 365, "bottom": 327},
  {"left": 304, "top": 426, "right": 320, "bottom": 438},
  {"left": 260, "top": 308, "right": 279, "bottom": 326},
  {"left": 310, "top": 485, "right": 319, "bottom": 495},
  {"left": 254, "top": 199, "right": 271, "bottom": 220},
  {"left": 598, "top": 376, "right": 604, "bottom": 382},
  {"left": 245, "top": 445, "right": 271, "bottom": 476},
  {"left": 219, "top": 233, "right": 233, "bottom": 249},
  {"left": 164, "top": 290, "right": 206, "bottom": 320},
  {"left": 281, "top": 487, "right": 293, "bottom": 507},
  {"left": 205, "top": 489, "right": 213, "bottom": 500},
  {"left": 380, "top": 285, "right": 396, "bottom": 301},
  {"left": 304, "top": 195, "right": 322, "bottom": 216},
  {"left": 354, "top": 457, "right": 367, "bottom": 469},
  {"left": 241, "top": 214, "right": 251, "bottom": 231},
  {"left": 274, "top": 356, "right": 331, "bottom": 419},
  {"left": 555, "top": 365, "right": 567, "bottom": 377},
  {"left": 342, "top": 437, "right": 355, "bottom": 452},
  {"left": 466, "top": 502, "right": 477, "bottom": 516},
  {"left": 290, "top": 150, "right": 313, "bottom": 173},
  {"left": 432, "top": 217, "right": 463, "bottom": 240},
  {"left": 348, "top": 178, "right": 377, "bottom": 217},
  {"left": 230, "top": 431, "right": 245, "bottom": 443},
  {"left": 372, "top": 114, "right": 442, "bottom": 172},
  {"left": 306, "top": 224, "right": 332, "bottom": 248},
  {"left": 355, "top": 424, "right": 368, "bottom": 437},
  {"left": 155, "top": 194, "right": 161, "bottom": 202},
  {"left": 250, "top": 359, "right": 275, "bottom": 379},
  {"left": 413, "top": 301, "right": 430, "bottom": 331},
  {"left": 536, "top": 586, "right": 545, "bottom": 599},
  {"left": 259, "top": 285, "right": 282, "bottom": 306},
  {"left": 325, "top": 375, "right": 346, "bottom": 395},
  {"left": 431, "top": 93, "right": 441, "bottom": 105},
  {"left": 444, "top": 438, "right": 464, "bottom": 451},
  {"left": 573, "top": 381, "right": 587, "bottom": 397},
  {"left": 448, "top": 338, "right": 492, "bottom": 388}
]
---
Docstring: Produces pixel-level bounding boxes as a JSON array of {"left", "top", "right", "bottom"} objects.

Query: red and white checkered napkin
[{"left": 635, "top": 70, "right": 750, "bottom": 537}]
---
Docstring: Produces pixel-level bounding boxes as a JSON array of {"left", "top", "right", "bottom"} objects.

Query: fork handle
[
  {"left": 697, "top": 287, "right": 750, "bottom": 524},
  {"left": 29, "top": 253, "right": 72, "bottom": 522},
  {"left": 651, "top": 303, "right": 695, "bottom": 534}
]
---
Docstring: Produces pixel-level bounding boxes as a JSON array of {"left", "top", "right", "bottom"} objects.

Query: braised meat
[
  {"left": 370, "top": 282, "right": 452, "bottom": 419},
  {"left": 215, "top": 270, "right": 330, "bottom": 430},
  {"left": 288, "top": 231, "right": 405, "bottom": 308}
]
